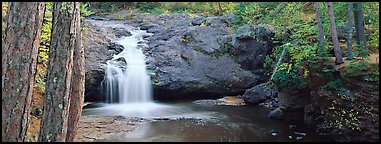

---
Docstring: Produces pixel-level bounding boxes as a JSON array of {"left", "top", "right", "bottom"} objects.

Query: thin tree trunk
[
  {"left": 347, "top": 2, "right": 354, "bottom": 59},
  {"left": 2, "top": 2, "right": 45, "bottom": 142},
  {"left": 271, "top": 47, "right": 287, "bottom": 81},
  {"left": 66, "top": 4, "right": 83, "bottom": 141},
  {"left": 327, "top": 2, "right": 344, "bottom": 65},
  {"left": 218, "top": 2, "right": 223, "bottom": 16},
  {"left": 354, "top": 2, "right": 368, "bottom": 57},
  {"left": 39, "top": 2, "right": 79, "bottom": 142},
  {"left": 314, "top": 2, "right": 325, "bottom": 54}
]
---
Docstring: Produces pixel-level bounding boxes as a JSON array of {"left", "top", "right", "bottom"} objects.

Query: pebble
[
  {"left": 289, "top": 125, "right": 296, "bottom": 129},
  {"left": 293, "top": 132, "right": 307, "bottom": 136},
  {"left": 270, "top": 129, "right": 279, "bottom": 136}
]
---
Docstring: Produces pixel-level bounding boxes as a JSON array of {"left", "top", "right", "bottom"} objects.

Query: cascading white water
[
  {"left": 104, "top": 29, "right": 153, "bottom": 104},
  {"left": 101, "top": 28, "right": 175, "bottom": 118}
]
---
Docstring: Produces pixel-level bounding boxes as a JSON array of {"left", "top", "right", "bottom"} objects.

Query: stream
[
  {"left": 81, "top": 20, "right": 333, "bottom": 142},
  {"left": 81, "top": 101, "right": 333, "bottom": 142}
]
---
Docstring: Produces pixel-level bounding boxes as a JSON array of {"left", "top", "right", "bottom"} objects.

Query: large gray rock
[
  {"left": 182, "top": 26, "right": 227, "bottom": 54},
  {"left": 243, "top": 81, "right": 277, "bottom": 104},
  {"left": 141, "top": 14, "right": 266, "bottom": 99},
  {"left": 83, "top": 13, "right": 275, "bottom": 100},
  {"left": 232, "top": 24, "right": 275, "bottom": 72}
]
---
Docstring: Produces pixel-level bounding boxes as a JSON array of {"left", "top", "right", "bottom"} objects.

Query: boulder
[
  {"left": 83, "top": 13, "right": 275, "bottom": 100},
  {"left": 182, "top": 26, "right": 227, "bottom": 54},
  {"left": 113, "top": 28, "right": 132, "bottom": 38},
  {"left": 232, "top": 24, "right": 275, "bottom": 72},
  {"left": 243, "top": 81, "right": 277, "bottom": 104},
  {"left": 107, "top": 42, "right": 124, "bottom": 53},
  {"left": 191, "top": 16, "right": 206, "bottom": 26}
]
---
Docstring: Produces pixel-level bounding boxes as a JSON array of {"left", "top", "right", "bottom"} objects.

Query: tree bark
[
  {"left": 354, "top": 2, "right": 368, "bottom": 57},
  {"left": 327, "top": 2, "right": 343, "bottom": 65},
  {"left": 2, "top": 2, "right": 45, "bottom": 142},
  {"left": 314, "top": 2, "right": 325, "bottom": 53},
  {"left": 347, "top": 2, "right": 354, "bottom": 59},
  {"left": 66, "top": 4, "right": 83, "bottom": 141},
  {"left": 38, "top": 2, "right": 80, "bottom": 142},
  {"left": 218, "top": 2, "right": 223, "bottom": 16}
]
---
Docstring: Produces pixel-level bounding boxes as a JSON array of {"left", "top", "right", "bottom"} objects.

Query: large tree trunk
[
  {"left": 327, "top": 2, "right": 344, "bottom": 65},
  {"left": 1, "top": 2, "right": 45, "bottom": 142},
  {"left": 314, "top": 2, "right": 325, "bottom": 53},
  {"left": 347, "top": 2, "right": 354, "bottom": 59},
  {"left": 354, "top": 2, "right": 368, "bottom": 57},
  {"left": 39, "top": 2, "right": 80, "bottom": 142},
  {"left": 65, "top": 4, "right": 83, "bottom": 141}
]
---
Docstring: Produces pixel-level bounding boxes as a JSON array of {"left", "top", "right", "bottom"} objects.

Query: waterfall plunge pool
[{"left": 83, "top": 27, "right": 333, "bottom": 142}]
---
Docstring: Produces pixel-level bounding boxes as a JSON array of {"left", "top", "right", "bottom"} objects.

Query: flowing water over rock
[
  {"left": 103, "top": 29, "right": 153, "bottom": 103},
  {"left": 87, "top": 24, "right": 333, "bottom": 142},
  {"left": 101, "top": 27, "right": 178, "bottom": 118}
]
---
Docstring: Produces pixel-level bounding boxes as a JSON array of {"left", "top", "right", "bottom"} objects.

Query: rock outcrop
[{"left": 82, "top": 13, "right": 275, "bottom": 101}]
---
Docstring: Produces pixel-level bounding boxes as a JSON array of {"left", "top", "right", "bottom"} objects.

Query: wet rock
[
  {"left": 140, "top": 24, "right": 159, "bottom": 30},
  {"left": 114, "top": 29, "right": 132, "bottom": 38},
  {"left": 289, "top": 125, "right": 297, "bottom": 129},
  {"left": 270, "top": 129, "right": 280, "bottom": 136},
  {"left": 193, "top": 96, "right": 245, "bottom": 106},
  {"left": 107, "top": 42, "right": 124, "bottom": 53},
  {"left": 288, "top": 135, "right": 293, "bottom": 140},
  {"left": 293, "top": 132, "right": 307, "bottom": 137},
  {"left": 270, "top": 98, "right": 279, "bottom": 110},
  {"left": 147, "top": 26, "right": 165, "bottom": 34},
  {"left": 243, "top": 81, "right": 277, "bottom": 105},
  {"left": 85, "top": 70, "right": 105, "bottom": 102},
  {"left": 268, "top": 107, "right": 285, "bottom": 120}
]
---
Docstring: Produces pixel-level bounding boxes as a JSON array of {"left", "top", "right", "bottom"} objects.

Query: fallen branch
[{"left": 270, "top": 47, "right": 287, "bottom": 81}]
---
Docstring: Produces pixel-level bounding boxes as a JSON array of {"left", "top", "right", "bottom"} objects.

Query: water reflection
[{"left": 83, "top": 102, "right": 333, "bottom": 142}]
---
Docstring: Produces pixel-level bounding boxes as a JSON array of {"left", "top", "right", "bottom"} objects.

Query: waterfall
[{"left": 103, "top": 29, "right": 153, "bottom": 104}]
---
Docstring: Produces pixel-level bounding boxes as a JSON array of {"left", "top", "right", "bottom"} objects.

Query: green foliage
[
  {"left": 322, "top": 80, "right": 342, "bottom": 90},
  {"left": 35, "top": 2, "right": 54, "bottom": 92},
  {"left": 273, "top": 62, "right": 307, "bottom": 90},
  {"left": 272, "top": 41, "right": 319, "bottom": 90},
  {"left": 80, "top": 2, "right": 95, "bottom": 18},
  {"left": 329, "top": 104, "right": 362, "bottom": 131},
  {"left": 148, "top": 8, "right": 169, "bottom": 15},
  {"left": 341, "top": 60, "right": 379, "bottom": 81}
]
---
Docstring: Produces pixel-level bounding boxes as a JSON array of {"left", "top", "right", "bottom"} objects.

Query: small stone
[
  {"left": 289, "top": 125, "right": 296, "bottom": 129},
  {"left": 293, "top": 132, "right": 307, "bottom": 136},
  {"left": 269, "top": 129, "right": 279, "bottom": 136}
]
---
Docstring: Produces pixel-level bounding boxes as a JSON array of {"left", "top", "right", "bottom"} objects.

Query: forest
[{"left": 2, "top": 2, "right": 379, "bottom": 142}]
